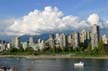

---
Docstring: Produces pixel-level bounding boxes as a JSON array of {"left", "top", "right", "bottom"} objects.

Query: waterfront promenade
[{"left": 0, "top": 55, "right": 108, "bottom": 59}]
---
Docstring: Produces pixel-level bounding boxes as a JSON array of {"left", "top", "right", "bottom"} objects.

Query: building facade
[
  {"left": 72, "top": 32, "right": 80, "bottom": 49},
  {"left": 60, "top": 33, "right": 66, "bottom": 48},
  {"left": 12, "top": 36, "right": 20, "bottom": 49},
  {"left": 102, "top": 34, "right": 108, "bottom": 45},
  {"left": 48, "top": 34, "right": 55, "bottom": 48},
  {"left": 91, "top": 24, "right": 99, "bottom": 50}
]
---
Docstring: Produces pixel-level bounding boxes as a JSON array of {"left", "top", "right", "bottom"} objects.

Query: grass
[{"left": 1, "top": 48, "right": 108, "bottom": 57}]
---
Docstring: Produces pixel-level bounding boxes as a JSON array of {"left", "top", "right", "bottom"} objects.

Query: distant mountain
[
  {"left": 19, "top": 31, "right": 74, "bottom": 42},
  {"left": 20, "top": 33, "right": 50, "bottom": 42},
  {"left": 18, "top": 28, "right": 108, "bottom": 42},
  {"left": 0, "top": 35, "right": 14, "bottom": 42},
  {"left": 0, "top": 28, "right": 107, "bottom": 42}
]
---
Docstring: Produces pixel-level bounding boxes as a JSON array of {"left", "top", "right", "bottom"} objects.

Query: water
[{"left": 0, "top": 57, "right": 108, "bottom": 71}]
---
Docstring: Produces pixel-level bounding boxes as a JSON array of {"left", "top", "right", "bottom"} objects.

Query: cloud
[
  {"left": 0, "top": 18, "right": 15, "bottom": 35},
  {"left": 87, "top": 13, "right": 100, "bottom": 25},
  {"left": 3, "top": 6, "right": 107, "bottom": 36},
  {"left": 105, "top": 20, "right": 108, "bottom": 28},
  {"left": 87, "top": 13, "right": 107, "bottom": 29}
]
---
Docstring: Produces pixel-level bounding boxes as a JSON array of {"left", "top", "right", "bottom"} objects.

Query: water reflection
[
  {"left": 0, "top": 58, "right": 108, "bottom": 71},
  {"left": 74, "top": 66, "right": 84, "bottom": 71}
]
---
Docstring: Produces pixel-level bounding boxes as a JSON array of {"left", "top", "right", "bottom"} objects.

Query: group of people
[{"left": 0, "top": 66, "right": 16, "bottom": 71}]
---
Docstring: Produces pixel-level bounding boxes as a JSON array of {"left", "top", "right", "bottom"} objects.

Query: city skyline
[
  {"left": 0, "top": 24, "right": 107, "bottom": 52},
  {"left": 0, "top": 1, "right": 108, "bottom": 71}
]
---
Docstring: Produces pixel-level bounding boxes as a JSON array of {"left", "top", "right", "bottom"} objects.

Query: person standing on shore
[{"left": 9, "top": 66, "right": 16, "bottom": 71}]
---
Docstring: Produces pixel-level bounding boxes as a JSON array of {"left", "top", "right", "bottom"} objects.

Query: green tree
[
  {"left": 10, "top": 47, "right": 18, "bottom": 52},
  {"left": 92, "top": 47, "right": 99, "bottom": 55},
  {"left": 87, "top": 43, "right": 92, "bottom": 52},
  {"left": 98, "top": 39, "right": 105, "bottom": 54},
  {"left": 18, "top": 45, "right": 24, "bottom": 52},
  {"left": 25, "top": 47, "right": 34, "bottom": 52}
]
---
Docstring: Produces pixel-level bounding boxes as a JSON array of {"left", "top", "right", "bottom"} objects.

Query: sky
[
  {"left": 0, "top": 0, "right": 108, "bottom": 19},
  {"left": 0, "top": 0, "right": 108, "bottom": 36}
]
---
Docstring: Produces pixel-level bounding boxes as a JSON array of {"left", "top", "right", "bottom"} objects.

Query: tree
[
  {"left": 18, "top": 45, "right": 24, "bottom": 52},
  {"left": 25, "top": 47, "right": 34, "bottom": 52},
  {"left": 10, "top": 47, "right": 18, "bottom": 52},
  {"left": 87, "top": 43, "right": 92, "bottom": 52},
  {"left": 98, "top": 39, "right": 105, "bottom": 54},
  {"left": 92, "top": 47, "right": 99, "bottom": 55}
]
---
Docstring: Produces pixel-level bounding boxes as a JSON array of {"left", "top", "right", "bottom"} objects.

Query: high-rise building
[
  {"left": 38, "top": 39, "right": 45, "bottom": 50},
  {"left": 0, "top": 41, "right": 6, "bottom": 52},
  {"left": 87, "top": 31, "right": 91, "bottom": 40},
  {"left": 22, "top": 42, "right": 28, "bottom": 50},
  {"left": 91, "top": 24, "right": 99, "bottom": 50},
  {"left": 7, "top": 43, "right": 11, "bottom": 50},
  {"left": 55, "top": 33, "right": 60, "bottom": 48},
  {"left": 48, "top": 34, "right": 55, "bottom": 48},
  {"left": 102, "top": 34, "right": 108, "bottom": 44},
  {"left": 80, "top": 29, "right": 87, "bottom": 43},
  {"left": 67, "top": 35, "right": 72, "bottom": 47},
  {"left": 0, "top": 43, "right": 4, "bottom": 52},
  {"left": 60, "top": 33, "right": 66, "bottom": 48},
  {"left": 80, "top": 29, "right": 91, "bottom": 48},
  {"left": 12, "top": 36, "right": 20, "bottom": 49},
  {"left": 72, "top": 32, "right": 80, "bottom": 49},
  {"left": 29, "top": 35, "right": 34, "bottom": 47}
]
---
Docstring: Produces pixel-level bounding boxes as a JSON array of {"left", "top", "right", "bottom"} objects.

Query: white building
[
  {"left": 22, "top": 42, "right": 28, "bottom": 50},
  {"left": 80, "top": 29, "right": 91, "bottom": 48},
  {"left": 29, "top": 35, "right": 34, "bottom": 47},
  {"left": 12, "top": 36, "right": 20, "bottom": 49},
  {"left": 38, "top": 39, "right": 45, "bottom": 50},
  {"left": 48, "top": 34, "right": 55, "bottom": 48},
  {"left": 102, "top": 34, "right": 108, "bottom": 44},
  {"left": 72, "top": 32, "right": 80, "bottom": 48},
  {"left": 0, "top": 43, "right": 5, "bottom": 52},
  {"left": 80, "top": 29, "right": 87, "bottom": 43},
  {"left": 60, "top": 33, "right": 66, "bottom": 48},
  {"left": 55, "top": 33, "right": 60, "bottom": 48},
  {"left": 67, "top": 35, "right": 72, "bottom": 47},
  {"left": 6, "top": 43, "right": 11, "bottom": 50},
  {"left": 91, "top": 24, "right": 99, "bottom": 50}
]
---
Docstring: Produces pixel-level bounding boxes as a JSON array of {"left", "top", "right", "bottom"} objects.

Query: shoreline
[{"left": 0, "top": 55, "right": 108, "bottom": 59}]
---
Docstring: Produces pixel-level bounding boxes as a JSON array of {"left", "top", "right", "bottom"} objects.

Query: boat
[{"left": 74, "top": 61, "right": 84, "bottom": 67}]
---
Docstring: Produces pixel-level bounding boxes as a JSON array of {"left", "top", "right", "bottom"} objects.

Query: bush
[{"left": 10, "top": 48, "right": 18, "bottom": 52}]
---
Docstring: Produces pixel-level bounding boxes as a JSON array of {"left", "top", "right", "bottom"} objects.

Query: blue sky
[
  {"left": 0, "top": 0, "right": 107, "bottom": 41},
  {"left": 0, "top": 0, "right": 107, "bottom": 38},
  {"left": 0, "top": 0, "right": 108, "bottom": 19}
]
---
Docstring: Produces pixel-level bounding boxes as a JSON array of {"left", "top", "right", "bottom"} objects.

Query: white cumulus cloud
[
  {"left": 87, "top": 13, "right": 100, "bottom": 25},
  {"left": 0, "top": 18, "right": 15, "bottom": 35},
  {"left": 3, "top": 6, "right": 107, "bottom": 36}
]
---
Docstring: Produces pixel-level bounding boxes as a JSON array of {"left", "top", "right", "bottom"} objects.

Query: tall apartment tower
[
  {"left": 29, "top": 35, "right": 34, "bottom": 47},
  {"left": 67, "top": 35, "right": 72, "bottom": 47},
  {"left": 12, "top": 36, "right": 20, "bottom": 49},
  {"left": 80, "top": 29, "right": 87, "bottom": 43},
  {"left": 80, "top": 29, "right": 91, "bottom": 48},
  {"left": 91, "top": 24, "right": 99, "bottom": 50},
  {"left": 38, "top": 39, "right": 45, "bottom": 50},
  {"left": 60, "top": 33, "right": 66, "bottom": 48},
  {"left": 72, "top": 32, "right": 80, "bottom": 49},
  {"left": 102, "top": 34, "right": 108, "bottom": 45},
  {"left": 48, "top": 34, "right": 55, "bottom": 48},
  {"left": 55, "top": 33, "right": 60, "bottom": 48}
]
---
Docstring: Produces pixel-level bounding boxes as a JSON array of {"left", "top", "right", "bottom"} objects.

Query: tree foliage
[{"left": 98, "top": 39, "right": 105, "bottom": 54}]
